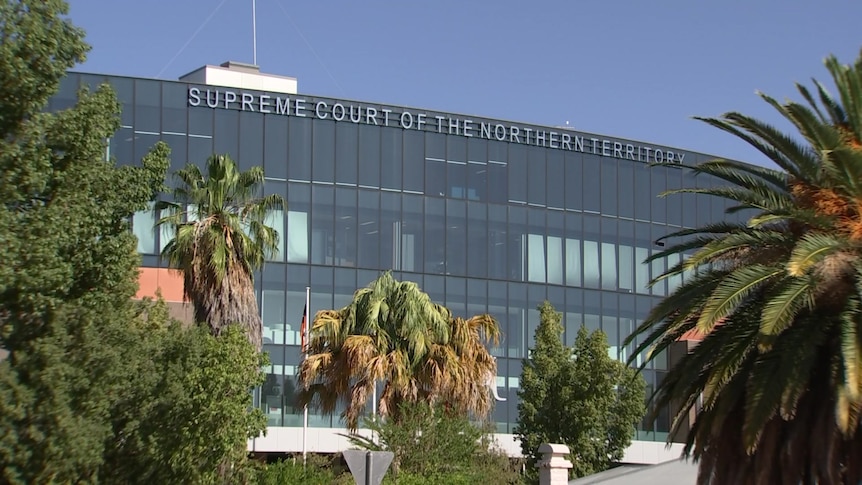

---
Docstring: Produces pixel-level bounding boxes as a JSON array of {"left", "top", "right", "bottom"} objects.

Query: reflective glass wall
[{"left": 53, "top": 73, "right": 745, "bottom": 441}]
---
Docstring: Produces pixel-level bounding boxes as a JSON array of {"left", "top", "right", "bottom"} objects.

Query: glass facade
[{"left": 54, "top": 72, "right": 743, "bottom": 441}]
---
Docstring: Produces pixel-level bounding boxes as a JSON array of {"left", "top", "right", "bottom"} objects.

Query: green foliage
[
  {"left": 515, "top": 302, "right": 646, "bottom": 480},
  {"left": 100, "top": 305, "right": 267, "bottom": 484},
  {"left": 625, "top": 49, "right": 862, "bottom": 483},
  {"left": 347, "top": 401, "right": 521, "bottom": 484},
  {"left": 0, "top": 3, "right": 266, "bottom": 482},
  {"left": 247, "top": 455, "right": 341, "bottom": 485}
]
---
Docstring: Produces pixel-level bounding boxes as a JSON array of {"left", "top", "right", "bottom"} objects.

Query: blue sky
[{"left": 67, "top": 0, "right": 862, "bottom": 166}]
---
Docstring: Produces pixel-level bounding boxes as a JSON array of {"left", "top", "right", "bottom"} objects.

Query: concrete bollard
[{"left": 536, "top": 443, "right": 573, "bottom": 485}]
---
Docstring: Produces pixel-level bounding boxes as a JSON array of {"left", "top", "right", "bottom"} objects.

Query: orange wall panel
[{"left": 136, "top": 267, "right": 185, "bottom": 302}]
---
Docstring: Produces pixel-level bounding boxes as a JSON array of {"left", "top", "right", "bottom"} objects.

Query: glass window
[
  {"left": 133, "top": 203, "right": 156, "bottom": 254},
  {"left": 547, "top": 236, "right": 563, "bottom": 285},
  {"left": 447, "top": 137, "right": 467, "bottom": 199},
  {"left": 264, "top": 116, "right": 288, "bottom": 180},
  {"left": 446, "top": 199, "right": 467, "bottom": 275},
  {"left": 508, "top": 283, "right": 527, "bottom": 358},
  {"left": 467, "top": 138, "right": 487, "bottom": 202},
  {"left": 618, "top": 162, "right": 634, "bottom": 219},
  {"left": 158, "top": 207, "right": 175, "bottom": 253},
  {"left": 286, "top": 210, "right": 307, "bottom": 263},
  {"left": 507, "top": 145, "right": 527, "bottom": 203},
  {"left": 264, "top": 208, "right": 285, "bottom": 262},
  {"left": 334, "top": 188, "right": 356, "bottom": 267},
  {"left": 618, "top": 244, "right": 634, "bottom": 292},
  {"left": 527, "top": 148, "right": 545, "bottom": 206},
  {"left": 239, "top": 111, "right": 263, "bottom": 171},
  {"left": 651, "top": 167, "right": 667, "bottom": 224},
  {"left": 379, "top": 192, "right": 400, "bottom": 271},
  {"left": 109, "top": 127, "right": 134, "bottom": 165},
  {"left": 467, "top": 202, "right": 487, "bottom": 279},
  {"left": 445, "top": 276, "right": 467, "bottom": 318},
  {"left": 262, "top": 266, "right": 286, "bottom": 346},
  {"left": 601, "top": 242, "right": 617, "bottom": 290},
  {"left": 508, "top": 206, "right": 527, "bottom": 281},
  {"left": 583, "top": 241, "right": 600, "bottom": 289},
  {"left": 335, "top": 122, "right": 358, "bottom": 185},
  {"left": 565, "top": 238, "right": 581, "bottom": 287},
  {"left": 425, "top": 198, "right": 446, "bottom": 274},
  {"left": 635, "top": 246, "right": 650, "bottom": 294},
  {"left": 488, "top": 204, "right": 507, "bottom": 280},
  {"left": 666, "top": 167, "right": 683, "bottom": 226},
  {"left": 403, "top": 130, "right": 424, "bottom": 193},
  {"left": 582, "top": 155, "right": 600, "bottom": 213},
  {"left": 401, "top": 195, "right": 423, "bottom": 272},
  {"left": 601, "top": 159, "right": 618, "bottom": 215},
  {"left": 213, "top": 109, "right": 238, "bottom": 157},
  {"left": 134, "top": 79, "right": 161, "bottom": 133},
  {"left": 134, "top": 133, "right": 160, "bottom": 165},
  {"left": 565, "top": 153, "right": 583, "bottom": 211},
  {"left": 357, "top": 190, "right": 379, "bottom": 269},
  {"left": 425, "top": 132, "right": 446, "bottom": 197},
  {"left": 546, "top": 152, "right": 564, "bottom": 209},
  {"left": 312, "top": 120, "right": 335, "bottom": 183},
  {"left": 527, "top": 234, "right": 546, "bottom": 283},
  {"left": 603, "top": 314, "right": 619, "bottom": 360},
  {"left": 634, "top": 163, "right": 651, "bottom": 221},
  {"left": 162, "top": 88, "right": 187, "bottom": 138},
  {"left": 287, "top": 183, "right": 310, "bottom": 263},
  {"left": 357, "top": 124, "right": 380, "bottom": 188},
  {"left": 380, "top": 127, "right": 402, "bottom": 190},
  {"left": 288, "top": 117, "right": 312, "bottom": 182},
  {"left": 651, "top": 249, "right": 666, "bottom": 296},
  {"left": 488, "top": 141, "right": 509, "bottom": 204},
  {"left": 310, "top": 186, "right": 334, "bottom": 265},
  {"left": 681, "top": 169, "right": 698, "bottom": 227}
]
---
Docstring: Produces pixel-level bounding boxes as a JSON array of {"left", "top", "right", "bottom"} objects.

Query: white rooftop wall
[{"left": 180, "top": 61, "right": 297, "bottom": 94}]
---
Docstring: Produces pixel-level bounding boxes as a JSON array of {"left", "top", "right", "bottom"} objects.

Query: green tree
[
  {"left": 0, "top": 1, "right": 169, "bottom": 481},
  {"left": 297, "top": 271, "right": 501, "bottom": 429},
  {"left": 625, "top": 49, "right": 862, "bottom": 483},
  {"left": 516, "top": 301, "right": 646, "bottom": 480},
  {"left": 100, "top": 299, "right": 267, "bottom": 484},
  {"left": 348, "top": 401, "right": 521, "bottom": 484},
  {"left": 156, "top": 154, "right": 285, "bottom": 351}
]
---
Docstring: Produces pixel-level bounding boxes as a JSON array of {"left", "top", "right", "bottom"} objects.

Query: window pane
[
  {"left": 565, "top": 238, "right": 581, "bottom": 286},
  {"left": 264, "top": 116, "right": 288, "bottom": 180},
  {"left": 636, "top": 247, "right": 650, "bottom": 294},
  {"left": 601, "top": 242, "right": 617, "bottom": 290},
  {"left": 403, "top": 130, "right": 424, "bottom": 193},
  {"left": 312, "top": 120, "right": 335, "bottom": 183},
  {"left": 335, "top": 122, "right": 358, "bottom": 185},
  {"left": 133, "top": 203, "right": 156, "bottom": 254},
  {"left": 547, "top": 236, "right": 563, "bottom": 285},
  {"left": 287, "top": 211, "right": 308, "bottom": 263},
  {"left": 265, "top": 209, "right": 285, "bottom": 262},
  {"left": 381, "top": 127, "right": 402, "bottom": 190},
  {"left": 358, "top": 124, "right": 380, "bottom": 188},
  {"left": 583, "top": 240, "right": 600, "bottom": 288},
  {"left": 527, "top": 234, "right": 545, "bottom": 283},
  {"left": 619, "top": 244, "right": 633, "bottom": 292}
]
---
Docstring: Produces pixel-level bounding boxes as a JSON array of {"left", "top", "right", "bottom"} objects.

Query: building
[{"left": 50, "top": 62, "right": 738, "bottom": 464}]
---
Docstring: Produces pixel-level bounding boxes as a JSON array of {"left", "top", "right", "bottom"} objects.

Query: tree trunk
[{"left": 189, "top": 266, "right": 263, "bottom": 352}]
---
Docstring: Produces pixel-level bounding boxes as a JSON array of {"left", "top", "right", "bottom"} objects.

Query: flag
[{"left": 300, "top": 303, "right": 308, "bottom": 353}]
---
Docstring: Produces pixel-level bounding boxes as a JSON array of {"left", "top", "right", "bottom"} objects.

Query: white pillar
[{"left": 536, "top": 443, "right": 574, "bottom": 485}]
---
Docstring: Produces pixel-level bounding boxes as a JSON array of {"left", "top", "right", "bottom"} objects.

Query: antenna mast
[{"left": 252, "top": 0, "right": 258, "bottom": 65}]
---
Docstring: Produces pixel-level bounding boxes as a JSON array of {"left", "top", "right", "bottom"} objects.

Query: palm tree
[
  {"left": 156, "top": 154, "right": 284, "bottom": 351},
  {"left": 626, "top": 51, "right": 862, "bottom": 484},
  {"left": 297, "top": 271, "right": 501, "bottom": 430}
]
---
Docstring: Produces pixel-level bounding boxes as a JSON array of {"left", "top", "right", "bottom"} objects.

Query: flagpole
[{"left": 302, "top": 286, "right": 310, "bottom": 467}]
